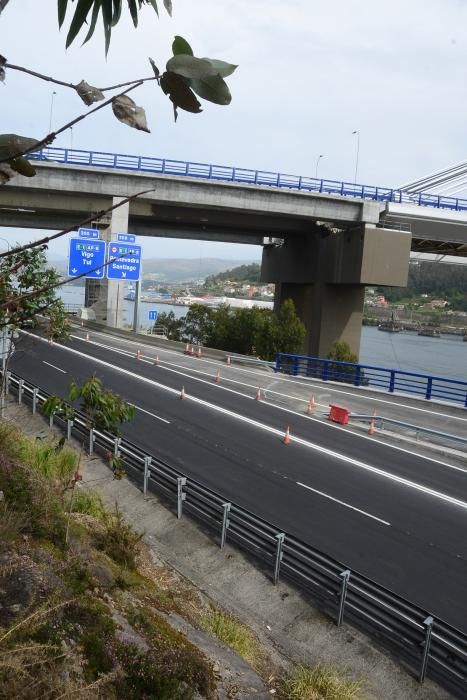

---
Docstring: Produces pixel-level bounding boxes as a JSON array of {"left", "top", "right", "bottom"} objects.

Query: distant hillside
[{"left": 204, "top": 263, "right": 261, "bottom": 286}]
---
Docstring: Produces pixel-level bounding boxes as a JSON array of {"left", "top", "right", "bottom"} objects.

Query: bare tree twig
[
  {"left": 0, "top": 188, "right": 154, "bottom": 259},
  {"left": 0, "top": 81, "right": 143, "bottom": 164},
  {"left": 5, "top": 62, "right": 158, "bottom": 92}
]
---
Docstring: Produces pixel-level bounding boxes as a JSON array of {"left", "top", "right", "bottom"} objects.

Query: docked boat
[
  {"left": 378, "top": 311, "right": 402, "bottom": 333},
  {"left": 418, "top": 328, "right": 441, "bottom": 338}
]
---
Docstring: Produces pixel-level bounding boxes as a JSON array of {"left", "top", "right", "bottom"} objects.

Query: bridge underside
[{"left": 1, "top": 163, "right": 467, "bottom": 357}]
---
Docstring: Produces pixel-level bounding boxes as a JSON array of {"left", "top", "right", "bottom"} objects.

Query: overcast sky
[{"left": 1, "top": 0, "right": 466, "bottom": 261}]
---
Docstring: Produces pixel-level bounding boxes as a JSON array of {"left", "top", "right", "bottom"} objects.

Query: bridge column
[
  {"left": 262, "top": 225, "right": 411, "bottom": 359},
  {"left": 85, "top": 197, "right": 129, "bottom": 327}
]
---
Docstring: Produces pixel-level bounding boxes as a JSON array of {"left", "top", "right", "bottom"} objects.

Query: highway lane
[
  {"left": 69, "top": 324, "right": 467, "bottom": 437},
  {"left": 12, "top": 332, "right": 467, "bottom": 630}
]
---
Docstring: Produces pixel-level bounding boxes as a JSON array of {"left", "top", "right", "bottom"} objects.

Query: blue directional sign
[
  {"left": 117, "top": 233, "right": 136, "bottom": 243},
  {"left": 106, "top": 243, "right": 142, "bottom": 281},
  {"left": 148, "top": 310, "right": 158, "bottom": 322},
  {"left": 68, "top": 238, "right": 106, "bottom": 278},
  {"left": 78, "top": 228, "right": 100, "bottom": 239}
]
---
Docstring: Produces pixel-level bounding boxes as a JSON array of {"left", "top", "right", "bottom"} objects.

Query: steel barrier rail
[
  {"left": 6, "top": 370, "right": 467, "bottom": 697},
  {"left": 349, "top": 414, "right": 467, "bottom": 447},
  {"left": 275, "top": 353, "right": 467, "bottom": 408},
  {"left": 28, "top": 146, "right": 467, "bottom": 213}
]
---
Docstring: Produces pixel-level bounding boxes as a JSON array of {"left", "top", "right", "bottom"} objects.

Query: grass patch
[
  {"left": 73, "top": 488, "right": 106, "bottom": 520},
  {"left": 0, "top": 422, "right": 77, "bottom": 480},
  {"left": 280, "top": 663, "right": 363, "bottom": 700},
  {"left": 201, "top": 607, "right": 260, "bottom": 666},
  {"left": 95, "top": 504, "right": 143, "bottom": 569},
  {"left": 0, "top": 501, "right": 27, "bottom": 551}
]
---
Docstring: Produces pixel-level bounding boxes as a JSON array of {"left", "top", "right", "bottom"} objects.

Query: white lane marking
[
  {"left": 42, "top": 361, "right": 67, "bottom": 374},
  {"left": 23, "top": 330, "right": 467, "bottom": 512},
  {"left": 70, "top": 334, "right": 467, "bottom": 475},
  {"left": 296, "top": 481, "right": 391, "bottom": 526},
  {"left": 75, "top": 327, "right": 467, "bottom": 423},
  {"left": 130, "top": 404, "right": 170, "bottom": 424}
]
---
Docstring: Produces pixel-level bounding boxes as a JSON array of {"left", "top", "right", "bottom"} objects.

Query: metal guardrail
[
  {"left": 6, "top": 370, "right": 467, "bottom": 697},
  {"left": 29, "top": 146, "right": 467, "bottom": 213},
  {"left": 276, "top": 353, "right": 467, "bottom": 408},
  {"left": 348, "top": 414, "right": 467, "bottom": 447}
]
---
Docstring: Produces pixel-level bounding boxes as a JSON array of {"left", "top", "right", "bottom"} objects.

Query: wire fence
[
  {"left": 29, "top": 146, "right": 467, "bottom": 213},
  {"left": 6, "top": 370, "right": 467, "bottom": 698}
]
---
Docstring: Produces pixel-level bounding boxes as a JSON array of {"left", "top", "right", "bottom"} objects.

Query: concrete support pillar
[
  {"left": 274, "top": 282, "right": 365, "bottom": 358},
  {"left": 85, "top": 197, "right": 129, "bottom": 328},
  {"left": 262, "top": 225, "right": 411, "bottom": 360}
]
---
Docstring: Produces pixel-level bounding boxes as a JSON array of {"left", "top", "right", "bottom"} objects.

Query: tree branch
[
  {"left": 0, "top": 188, "right": 154, "bottom": 259},
  {"left": 0, "top": 81, "right": 143, "bottom": 164},
  {"left": 0, "top": 0, "right": 11, "bottom": 15}
]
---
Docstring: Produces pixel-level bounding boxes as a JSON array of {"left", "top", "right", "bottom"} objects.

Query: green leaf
[
  {"left": 160, "top": 71, "right": 202, "bottom": 116},
  {"left": 190, "top": 75, "right": 232, "bottom": 106},
  {"left": 149, "top": 57, "right": 160, "bottom": 78},
  {"left": 58, "top": 0, "right": 69, "bottom": 28},
  {"left": 147, "top": 0, "right": 159, "bottom": 17},
  {"left": 66, "top": 0, "right": 95, "bottom": 48},
  {"left": 166, "top": 54, "right": 217, "bottom": 80},
  {"left": 172, "top": 35, "right": 193, "bottom": 56},
  {"left": 163, "top": 0, "right": 172, "bottom": 16},
  {"left": 202, "top": 58, "right": 238, "bottom": 78},
  {"left": 127, "top": 0, "right": 138, "bottom": 27},
  {"left": 8, "top": 157, "right": 36, "bottom": 177},
  {"left": 111, "top": 0, "right": 122, "bottom": 25},
  {"left": 83, "top": 0, "right": 102, "bottom": 44},
  {"left": 0, "top": 134, "right": 40, "bottom": 160}
]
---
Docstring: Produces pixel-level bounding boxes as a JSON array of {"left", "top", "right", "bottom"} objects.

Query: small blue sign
[
  {"left": 148, "top": 310, "right": 159, "bottom": 322},
  {"left": 78, "top": 228, "right": 100, "bottom": 239},
  {"left": 68, "top": 238, "right": 106, "bottom": 278},
  {"left": 107, "top": 243, "right": 142, "bottom": 281},
  {"left": 117, "top": 233, "right": 136, "bottom": 243}
]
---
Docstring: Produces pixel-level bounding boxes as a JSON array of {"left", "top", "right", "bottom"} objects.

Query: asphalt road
[{"left": 11, "top": 330, "right": 467, "bottom": 632}]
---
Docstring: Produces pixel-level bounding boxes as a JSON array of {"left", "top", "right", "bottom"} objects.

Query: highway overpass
[{"left": 2, "top": 147, "right": 467, "bottom": 358}]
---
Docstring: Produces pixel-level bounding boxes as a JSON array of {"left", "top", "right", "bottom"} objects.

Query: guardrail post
[
  {"left": 17, "top": 379, "right": 24, "bottom": 404},
  {"left": 32, "top": 388, "right": 38, "bottom": 414},
  {"left": 220, "top": 503, "right": 231, "bottom": 548},
  {"left": 66, "top": 419, "right": 73, "bottom": 440},
  {"left": 389, "top": 370, "right": 396, "bottom": 393},
  {"left": 113, "top": 437, "right": 121, "bottom": 457},
  {"left": 88, "top": 428, "right": 94, "bottom": 455},
  {"left": 6, "top": 371, "right": 11, "bottom": 394},
  {"left": 425, "top": 377, "right": 433, "bottom": 400},
  {"left": 337, "top": 569, "right": 351, "bottom": 626},
  {"left": 49, "top": 412, "right": 54, "bottom": 429},
  {"left": 273, "top": 533, "right": 285, "bottom": 585},
  {"left": 293, "top": 358, "right": 299, "bottom": 376},
  {"left": 419, "top": 616, "right": 434, "bottom": 683},
  {"left": 354, "top": 366, "right": 361, "bottom": 387},
  {"left": 177, "top": 477, "right": 187, "bottom": 519},
  {"left": 322, "top": 361, "right": 329, "bottom": 381},
  {"left": 143, "top": 456, "right": 151, "bottom": 496}
]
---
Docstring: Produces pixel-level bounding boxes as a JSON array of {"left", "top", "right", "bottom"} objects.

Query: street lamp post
[
  {"left": 0, "top": 239, "right": 10, "bottom": 419},
  {"left": 352, "top": 130, "right": 360, "bottom": 184},
  {"left": 48, "top": 90, "right": 57, "bottom": 133},
  {"left": 315, "top": 154, "right": 324, "bottom": 179}
]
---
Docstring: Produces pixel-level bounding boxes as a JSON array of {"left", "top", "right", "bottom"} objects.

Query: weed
[
  {"left": 280, "top": 663, "right": 363, "bottom": 700},
  {"left": 72, "top": 488, "right": 105, "bottom": 520},
  {"left": 96, "top": 503, "right": 143, "bottom": 569},
  {"left": 0, "top": 501, "right": 27, "bottom": 551},
  {"left": 201, "top": 607, "right": 260, "bottom": 666}
]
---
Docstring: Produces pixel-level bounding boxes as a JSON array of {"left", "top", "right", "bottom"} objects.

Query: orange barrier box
[{"left": 328, "top": 404, "right": 350, "bottom": 425}]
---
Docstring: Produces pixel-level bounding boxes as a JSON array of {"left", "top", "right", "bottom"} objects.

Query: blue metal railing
[
  {"left": 275, "top": 353, "right": 467, "bottom": 407},
  {"left": 28, "top": 146, "right": 467, "bottom": 213}
]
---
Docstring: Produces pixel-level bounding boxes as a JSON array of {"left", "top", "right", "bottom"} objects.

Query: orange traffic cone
[
  {"left": 310, "top": 395, "right": 317, "bottom": 407},
  {"left": 184, "top": 343, "right": 190, "bottom": 354},
  {"left": 306, "top": 400, "right": 314, "bottom": 415},
  {"left": 368, "top": 411, "right": 377, "bottom": 435},
  {"left": 215, "top": 369, "right": 221, "bottom": 383},
  {"left": 85, "top": 332, "right": 90, "bottom": 341},
  {"left": 196, "top": 346, "right": 202, "bottom": 358},
  {"left": 180, "top": 386, "right": 185, "bottom": 400},
  {"left": 189, "top": 346, "right": 195, "bottom": 356},
  {"left": 136, "top": 349, "right": 141, "bottom": 360},
  {"left": 255, "top": 387, "right": 261, "bottom": 401},
  {"left": 153, "top": 355, "right": 160, "bottom": 365},
  {"left": 225, "top": 356, "right": 231, "bottom": 365},
  {"left": 282, "top": 426, "right": 291, "bottom": 445}
]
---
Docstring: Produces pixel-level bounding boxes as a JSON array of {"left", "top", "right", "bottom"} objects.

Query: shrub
[
  {"left": 95, "top": 504, "right": 143, "bottom": 569},
  {"left": 72, "top": 488, "right": 106, "bottom": 520},
  {"left": 0, "top": 501, "right": 27, "bottom": 551}
]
